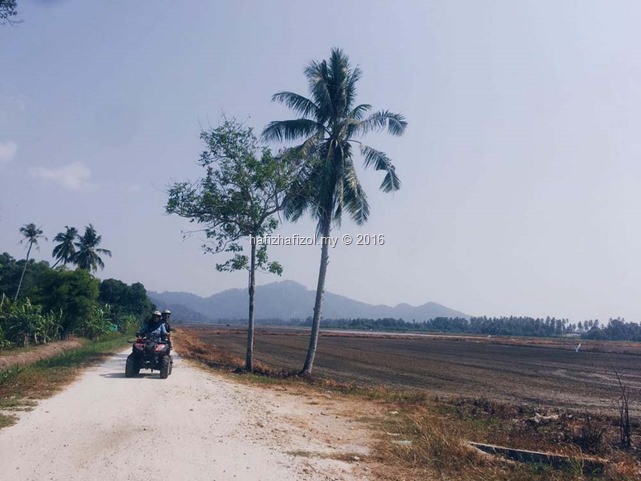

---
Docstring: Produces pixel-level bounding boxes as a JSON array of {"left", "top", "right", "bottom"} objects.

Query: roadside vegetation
[
  {"left": 177, "top": 327, "right": 641, "bottom": 481},
  {"left": 1, "top": 222, "right": 153, "bottom": 350}
]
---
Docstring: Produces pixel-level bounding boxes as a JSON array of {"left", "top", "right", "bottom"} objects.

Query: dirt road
[{"left": 0, "top": 351, "right": 373, "bottom": 481}]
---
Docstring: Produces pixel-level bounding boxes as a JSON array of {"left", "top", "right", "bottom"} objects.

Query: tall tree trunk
[
  {"left": 14, "top": 242, "right": 33, "bottom": 302},
  {"left": 246, "top": 239, "right": 257, "bottom": 372},
  {"left": 301, "top": 215, "right": 332, "bottom": 375}
]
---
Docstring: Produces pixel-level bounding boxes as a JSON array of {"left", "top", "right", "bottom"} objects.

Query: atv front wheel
[
  {"left": 125, "top": 354, "right": 137, "bottom": 378},
  {"left": 160, "top": 356, "right": 171, "bottom": 379}
]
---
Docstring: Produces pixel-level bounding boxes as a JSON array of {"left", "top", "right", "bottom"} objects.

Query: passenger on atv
[
  {"left": 160, "top": 309, "right": 172, "bottom": 350},
  {"left": 138, "top": 311, "right": 169, "bottom": 343}
]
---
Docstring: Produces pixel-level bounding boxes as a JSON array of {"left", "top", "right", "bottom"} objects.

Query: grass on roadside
[
  {"left": 0, "top": 333, "right": 130, "bottom": 422},
  {"left": 176, "top": 327, "right": 641, "bottom": 481},
  {"left": 0, "top": 412, "right": 15, "bottom": 428}
]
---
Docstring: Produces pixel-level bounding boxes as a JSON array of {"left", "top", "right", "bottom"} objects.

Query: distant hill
[{"left": 149, "top": 280, "right": 468, "bottom": 323}]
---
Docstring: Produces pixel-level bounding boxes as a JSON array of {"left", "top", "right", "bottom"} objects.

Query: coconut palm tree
[
  {"left": 262, "top": 48, "right": 407, "bottom": 375},
  {"left": 74, "top": 224, "right": 112, "bottom": 273},
  {"left": 14, "top": 223, "right": 47, "bottom": 302},
  {"left": 51, "top": 226, "right": 78, "bottom": 268}
]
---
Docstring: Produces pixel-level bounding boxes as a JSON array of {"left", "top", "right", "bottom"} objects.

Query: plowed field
[{"left": 190, "top": 327, "right": 641, "bottom": 414}]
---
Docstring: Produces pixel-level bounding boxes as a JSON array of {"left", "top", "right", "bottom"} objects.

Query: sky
[{"left": 1, "top": 0, "right": 641, "bottom": 322}]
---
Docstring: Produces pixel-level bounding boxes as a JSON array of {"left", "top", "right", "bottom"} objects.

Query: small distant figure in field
[{"left": 575, "top": 342, "right": 582, "bottom": 353}]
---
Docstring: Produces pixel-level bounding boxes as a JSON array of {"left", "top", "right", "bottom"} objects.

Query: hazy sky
[{"left": 2, "top": 1, "right": 641, "bottom": 322}]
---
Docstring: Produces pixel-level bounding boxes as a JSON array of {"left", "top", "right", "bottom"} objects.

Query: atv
[{"left": 125, "top": 334, "right": 173, "bottom": 379}]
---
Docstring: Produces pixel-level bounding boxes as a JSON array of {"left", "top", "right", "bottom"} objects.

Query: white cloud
[
  {"left": 29, "top": 161, "right": 97, "bottom": 191},
  {"left": 0, "top": 141, "right": 18, "bottom": 163}
]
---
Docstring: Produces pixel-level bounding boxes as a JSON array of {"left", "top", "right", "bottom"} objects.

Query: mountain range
[{"left": 148, "top": 280, "right": 468, "bottom": 323}]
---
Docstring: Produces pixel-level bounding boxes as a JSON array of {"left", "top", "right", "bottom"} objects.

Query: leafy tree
[
  {"left": 0, "top": 252, "right": 50, "bottom": 301},
  {"left": 262, "top": 48, "right": 407, "bottom": 374},
  {"left": 128, "top": 282, "right": 155, "bottom": 318},
  {"left": 0, "top": 0, "right": 18, "bottom": 25},
  {"left": 35, "top": 268, "right": 99, "bottom": 336},
  {"left": 51, "top": 226, "right": 78, "bottom": 268},
  {"left": 14, "top": 223, "right": 47, "bottom": 302},
  {"left": 167, "top": 118, "right": 297, "bottom": 371},
  {"left": 98, "top": 278, "right": 153, "bottom": 325},
  {"left": 74, "top": 224, "right": 112, "bottom": 272}
]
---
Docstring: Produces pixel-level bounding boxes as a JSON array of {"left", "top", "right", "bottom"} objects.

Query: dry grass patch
[
  {"left": 0, "top": 413, "right": 16, "bottom": 429},
  {"left": 373, "top": 398, "right": 641, "bottom": 481}
]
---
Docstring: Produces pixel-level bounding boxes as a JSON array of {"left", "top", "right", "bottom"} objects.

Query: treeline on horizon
[
  {"left": 308, "top": 316, "right": 641, "bottom": 342},
  {"left": 203, "top": 315, "right": 641, "bottom": 342},
  {"left": 0, "top": 252, "right": 154, "bottom": 349}
]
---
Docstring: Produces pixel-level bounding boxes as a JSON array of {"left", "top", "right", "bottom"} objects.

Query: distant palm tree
[
  {"left": 51, "top": 226, "right": 78, "bottom": 268},
  {"left": 262, "top": 48, "right": 407, "bottom": 375},
  {"left": 74, "top": 224, "right": 112, "bottom": 273},
  {"left": 14, "top": 223, "right": 47, "bottom": 301}
]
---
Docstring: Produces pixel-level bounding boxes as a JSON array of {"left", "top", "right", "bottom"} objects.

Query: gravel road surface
[{"left": 0, "top": 351, "right": 373, "bottom": 481}]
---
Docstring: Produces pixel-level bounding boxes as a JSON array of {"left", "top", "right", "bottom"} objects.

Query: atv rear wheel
[
  {"left": 160, "top": 355, "right": 170, "bottom": 379},
  {"left": 125, "top": 354, "right": 137, "bottom": 378},
  {"left": 132, "top": 357, "right": 141, "bottom": 375}
]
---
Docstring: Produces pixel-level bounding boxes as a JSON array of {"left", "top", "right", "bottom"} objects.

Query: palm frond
[
  {"left": 348, "top": 103, "right": 372, "bottom": 121},
  {"left": 271, "top": 92, "right": 319, "bottom": 119},
  {"left": 262, "top": 119, "right": 322, "bottom": 142},
  {"left": 326, "top": 49, "right": 360, "bottom": 117},
  {"left": 342, "top": 160, "right": 369, "bottom": 224},
  {"left": 304, "top": 60, "right": 334, "bottom": 122},
  {"left": 360, "top": 145, "right": 401, "bottom": 192},
  {"left": 286, "top": 133, "right": 324, "bottom": 160},
  {"left": 344, "top": 65, "right": 362, "bottom": 114},
  {"left": 283, "top": 189, "right": 310, "bottom": 222},
  {"left": 356, "top": 110, "right": 407, "bottom": 137}
]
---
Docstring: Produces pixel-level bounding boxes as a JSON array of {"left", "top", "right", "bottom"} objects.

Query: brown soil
[{"left": 189, "top": 326, "right": 641, "bottom": 416}]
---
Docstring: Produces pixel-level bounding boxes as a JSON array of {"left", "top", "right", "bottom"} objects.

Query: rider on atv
[{"left": 139, "top": 311, "right": 169, "bottom": 343}]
